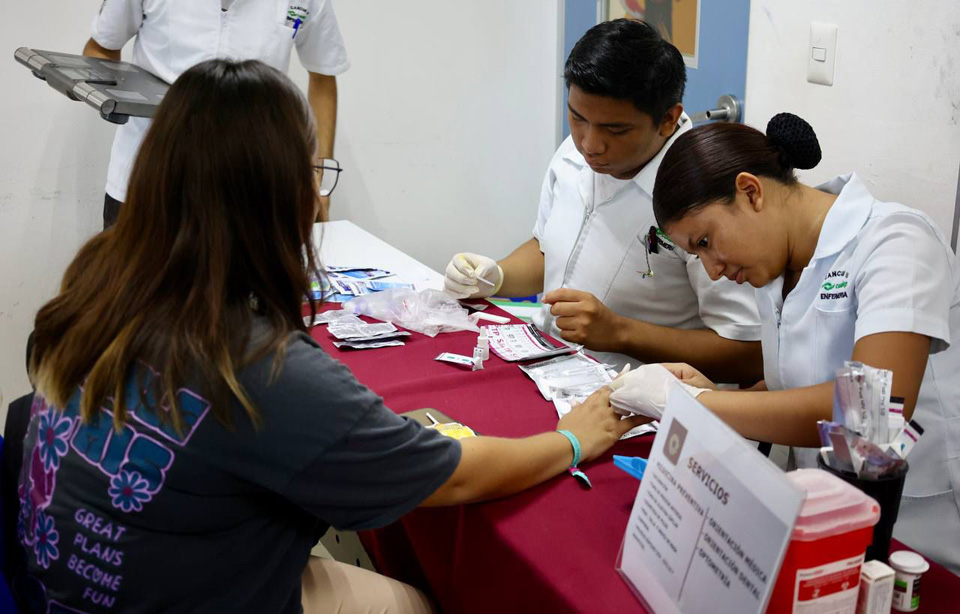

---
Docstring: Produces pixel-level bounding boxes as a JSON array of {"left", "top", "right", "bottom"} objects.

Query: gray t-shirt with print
[{"left": 15, "top": 328, "right": 460, "bottom": 613}]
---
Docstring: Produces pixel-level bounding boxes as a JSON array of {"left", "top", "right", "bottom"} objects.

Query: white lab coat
[
  {"left": 532, "top": 114, "right": 761, "bottom": 369},
  {"left": 92, "top": 0, "right": 350, "bottom": 202},
  {"left": 757, "top": 173, "right": 960, "bottom": 573}
]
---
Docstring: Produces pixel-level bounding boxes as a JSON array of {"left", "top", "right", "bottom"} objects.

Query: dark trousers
[{"left": 103, "top": 193, "right": 123, "bottom": 229}]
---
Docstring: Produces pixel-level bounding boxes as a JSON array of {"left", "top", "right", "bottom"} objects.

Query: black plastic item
[{"left": 817, "top": 455, "right": 908, "bottom": 564}]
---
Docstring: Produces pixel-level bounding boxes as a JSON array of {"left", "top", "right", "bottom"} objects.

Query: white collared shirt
[
  {"left": 92, "top": 0, "right": 350, "bottom": 201},
  {"left": 756, "top": 173, "right": 960, "bottom": 572},
  {"left": 532, "top": 114, "right": 761, "bottom": 369}
]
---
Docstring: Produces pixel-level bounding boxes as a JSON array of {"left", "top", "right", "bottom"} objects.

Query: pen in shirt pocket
[
  {"left": 646, "top": 225, "right": 659, "bottom": 255},
  {"left": 638, "top": 226, "right": 657, "bottom": 278}
]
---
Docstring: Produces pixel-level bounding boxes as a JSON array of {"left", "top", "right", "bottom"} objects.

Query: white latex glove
[
  {"left": 443, "top": 252, "right": 504, "bottom": 299},
  {"left": 608, "top": 364, "right": 709, "bottom": 419}
]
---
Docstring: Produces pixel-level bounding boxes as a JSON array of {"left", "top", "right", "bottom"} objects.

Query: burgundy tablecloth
[{"left": 309, "top": 303, "right": 958, "bottom": 613}]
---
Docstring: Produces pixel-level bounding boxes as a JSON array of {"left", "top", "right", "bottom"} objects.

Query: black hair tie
[{"left": 766, "top": 112, "right": 822, "bottom": 170}]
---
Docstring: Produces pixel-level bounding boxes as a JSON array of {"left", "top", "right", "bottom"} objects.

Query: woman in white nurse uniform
[{"left": 622, "top": 113, "right": 960, "bottom": 573}]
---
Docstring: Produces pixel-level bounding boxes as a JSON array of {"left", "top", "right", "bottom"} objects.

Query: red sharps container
[{"left": 767, "top": 469, "right": 880, "bottom": 614}]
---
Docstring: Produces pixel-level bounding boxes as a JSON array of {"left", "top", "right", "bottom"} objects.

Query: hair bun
[{"left": 766, "top": 113, "right": 821, "bottom": 170}]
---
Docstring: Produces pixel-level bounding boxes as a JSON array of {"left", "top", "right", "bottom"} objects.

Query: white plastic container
[{"left": 888, "top": 551, "right": 929, "bottom": 612}]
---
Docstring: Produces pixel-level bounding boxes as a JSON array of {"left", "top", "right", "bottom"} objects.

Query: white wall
[
  {"left": 6, "top": 1, "right": 956, "bottom": 427},
  {"left": 0, "top": 2, "right": 110, "bottom": 421},
  {"left": 0, "top": 2, "right": 562, "bottom": 424},
  {"left": 745, "top": 0, "right": 960, "bottom": 238},
  {"left": 287, "top": 1, "right": 562, "bottom": 273}
]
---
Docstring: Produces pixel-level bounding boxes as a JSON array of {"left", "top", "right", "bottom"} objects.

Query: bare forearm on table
[
  {"left": 690, "top": 333, "right": 930, "bottom": 447},
  {"left": 308, "top": 73, "right": 337, "bottom": 159},
  {"left": 614, "top": 318, "right": 763, "bottom": 385},
  {"left": 421, "top": 433, "right": 571, "bottom": 506},
  {"left": 496, "top": 237, "right": 545, "bottom": 297}
]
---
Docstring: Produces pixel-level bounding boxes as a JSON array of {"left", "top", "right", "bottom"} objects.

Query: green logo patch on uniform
[
  {"left": 286, "top": 5, "right": 310, "bottom": 24},
  {"left": 821, "top": 281, "right": 848, "bottom": 291},
  {"left": 653, "top": 227, "right": 676, "bottom": 252}
]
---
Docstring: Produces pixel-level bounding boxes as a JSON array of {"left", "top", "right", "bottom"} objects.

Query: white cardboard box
[{"left": 857, "top": 560, "right": 895, "bottom": 614}]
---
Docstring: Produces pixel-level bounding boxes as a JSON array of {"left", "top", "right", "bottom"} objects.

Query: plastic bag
[
  {"left": 343, "top": 288, "right": 479, "bottom": 337},
  {"left": 519, "top": 352, "right": 612, "bottom": 401}
]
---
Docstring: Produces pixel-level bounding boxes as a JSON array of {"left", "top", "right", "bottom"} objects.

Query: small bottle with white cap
[
  {"left": 888, "top": 550, "right": 930, "bottom": 612},
  {"left": 477, "top": 328, "right": 490, "bottom": 361}
]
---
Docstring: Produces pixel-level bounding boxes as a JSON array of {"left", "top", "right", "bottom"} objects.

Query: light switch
[{"left": 807, "top": 23, "right": 838, "bottom": 86}]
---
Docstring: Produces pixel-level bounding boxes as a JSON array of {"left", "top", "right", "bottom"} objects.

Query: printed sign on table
[{"left": 617, "top": 385, "right": 804, "bottom": 614}]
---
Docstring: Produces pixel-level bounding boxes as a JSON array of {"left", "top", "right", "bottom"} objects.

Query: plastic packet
[
  {"left": 435, "top": 352, "right": 476, "bottom": 368},
  {"left": 864, "top": 364, "right": 879, "bottom": 441},
  {"left": 888, "top": 396, "right": 905, "bottom": 440},
  {"left": 833, "top": 361, "right": 894, "bottom": 445},
  {"left": 327, "top": 322, "right": 398, "bottom": 340},
  {"left": 550, "top": 389, "right": 591, "bottom": 418},
  {"left": 550, "top": 385, "right": 655, "bottom": 440},
  {"left": 344, "top": 288, "right": 479, "bottom": 337},
  {"left": 549, "top": 382, "right": 604, "bottom": 399},
  {"left": 889, "top": 419, "right": 924, "bottom": 460},
  {"left": 304, "top": 311, "right": 363, "bottom": 327},
  {"left": 848, "top": 362, "right": 869, "bottom": 435},
  {"left": 861, "top": 363, "right": 889, "bottom": 443},
  {"left": 875, "top": 368, "right": 892, "bottom": 444},
  {"left": 850, "top": 435, "right": 907, "bottom": 479},
  {"left": 519, "top": 352, "right": 611, "bottom": 401},
  {"left": 333, "top": 339, "right": 405, "bottom": 350},
  {"left": 833, "top": 364, "right": 859, "bottom": 432},
  {"left": 337, "top": 331, "right": 410, "bottom": 343},
  {"left": 816, "top": 420, "right": 845, "bottom": 448}
]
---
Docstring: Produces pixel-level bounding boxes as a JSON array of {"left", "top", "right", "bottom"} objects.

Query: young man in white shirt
[
  {"left": 83, "top": 0, "right": 349, "bottom": 228},
  {"left": 444, "top": 20, "right": 762, "bottom": 382}
]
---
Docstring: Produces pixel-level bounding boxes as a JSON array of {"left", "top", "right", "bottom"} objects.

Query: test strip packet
[
  {"left": 887, "top": 396, "right": 905, "bottom": 440},
  {"left": 876, "top": 369, "right": 892, "bottom": 444},
  {"left": 333, "top": 340, "right": 405, "bottom": 350},
  {"left": 833, "top": 364, "right": 861, "bottom": 433},
  {"left": 434, "top": 352, "right": 476, "bottom": 368},
  {"left": 328, "top": 322, "right": 399, "bottom": 340},
  {"left": 863, "top": 364, "right": 880, "bottom": 443},
  {"left": 891, "top": 419, "right": 924, "bottom": 459},
  {"left": 340, "top": 331, "right": 411, "bottom": 343},
  {"left": 837, "top": 362, "right": 867, "bottom": 435},
  {"left": 303, "top": 311, "right": 363, "bottom": 327}
]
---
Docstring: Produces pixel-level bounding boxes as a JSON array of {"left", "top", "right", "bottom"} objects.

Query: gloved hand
[
  {"left": 608, "top": 364, "right": 710, "bottom": 419},
  {"left": 443, "top": 252, "right": 504, "bottom": 299}
]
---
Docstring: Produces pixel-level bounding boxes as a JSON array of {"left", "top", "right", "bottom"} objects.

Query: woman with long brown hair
[{"left": 14, "top": 59, "right": 646, "bottom": 613}]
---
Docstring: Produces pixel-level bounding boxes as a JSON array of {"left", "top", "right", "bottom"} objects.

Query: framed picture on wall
[{"left": 604, "top": 0, "right": 701, "bottom": 69}]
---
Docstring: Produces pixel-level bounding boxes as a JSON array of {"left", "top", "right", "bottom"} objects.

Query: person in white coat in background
[
  {"left": 618, "top": 113, "right": 960, "bottom": 574},
  {"left": 83, "top": 0, "right": 349, "bottom": 228},
  {"left": 443, "top": 19, "right": 762, "bottom": 383}
]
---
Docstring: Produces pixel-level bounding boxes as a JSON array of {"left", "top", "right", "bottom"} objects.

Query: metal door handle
[{"left": 691, "top": 94, "right": 742, "bottom": 124}]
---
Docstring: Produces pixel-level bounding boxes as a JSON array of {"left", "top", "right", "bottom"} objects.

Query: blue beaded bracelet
[{"left": 556, "top": 430, "right": 592, "bottom": 489}]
